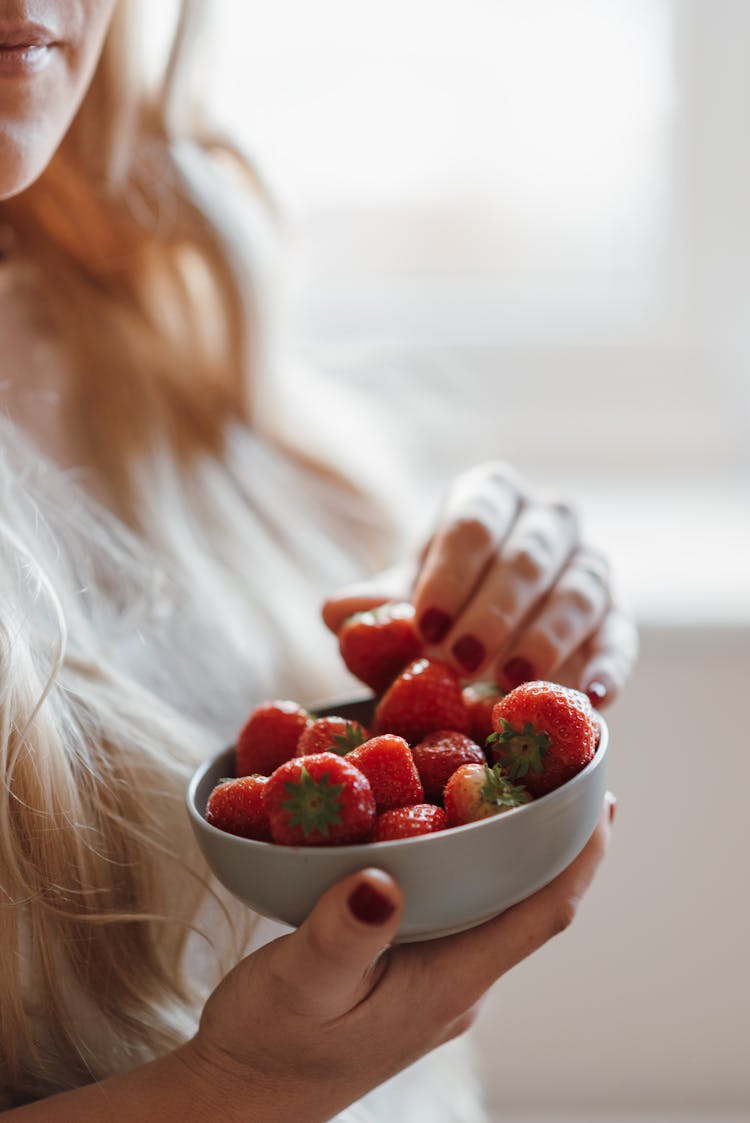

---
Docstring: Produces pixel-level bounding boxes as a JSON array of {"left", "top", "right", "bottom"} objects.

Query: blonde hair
[
  {"left": 2, "top": 0, "right": 266, "bottom": 524},
  {"left": 0, "top": 421, "right": 240, "bottom": 1104},
  {"left": 0, "top": 0, "right": 394, "bottom": 1106}
]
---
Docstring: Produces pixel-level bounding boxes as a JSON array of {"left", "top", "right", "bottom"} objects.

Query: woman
[{"left": 0, "top": 1, "right": 634, "bottom": 1118}]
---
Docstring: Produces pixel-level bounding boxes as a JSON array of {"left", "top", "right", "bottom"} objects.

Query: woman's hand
[
  {"left": 324, "top": 462, "right": 637, "bottom": 707},
  {"left": 179, "top": 795, "right": 615, "bottom": 1123}
]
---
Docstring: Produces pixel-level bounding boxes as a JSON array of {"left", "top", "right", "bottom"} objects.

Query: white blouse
[{"left": 0, "top": 413, "right": 486, "bottom": 1121}]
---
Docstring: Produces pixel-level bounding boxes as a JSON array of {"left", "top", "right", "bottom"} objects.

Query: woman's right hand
[{"left": 177, "top": 794, "right": 615, "bottom": 1123}]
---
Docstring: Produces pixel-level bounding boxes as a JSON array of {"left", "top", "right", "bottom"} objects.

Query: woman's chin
[{"left": 0, "top": 131, "right": 55, "bottom": 200}]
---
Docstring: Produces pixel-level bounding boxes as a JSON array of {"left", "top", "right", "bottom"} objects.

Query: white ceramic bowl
[{"left": 187, "top": 699, "right": 609, "bottom": 943}]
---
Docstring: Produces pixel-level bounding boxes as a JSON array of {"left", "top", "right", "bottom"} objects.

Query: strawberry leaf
[
  {"left": 330, "top": 723, "right": 367, "bottom": 755},
  {"left": 480, "top": 764, "right": 531, "bottom": 808},
  {"left": 487, "top": 719, "right": 551, "bottom": 780},
  {"left": 281, "top": 766, "right": 344, "bottom": 837}
]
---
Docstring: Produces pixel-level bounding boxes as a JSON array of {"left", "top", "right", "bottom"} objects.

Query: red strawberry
[
  {"left": 205, "top": 775, "right": 272, "bottom": 841},
  {"left": 338, "top": 601, "right": 423, "bottom": 694},
  {"left": 372, "top": 803, "right": 448, "bottom": 841},
  {"left": 346, "top": 734, "right": 424, "bottom": 812},
  {"left": 444, "top": 762, "right": 532, "bottom": 827},
  {"left": 263, "top": 752, "right": 375, "bottom": 846},
  {"left": 463, "top": 682, "right": 506, "bottom": 746},
  {"left": 410, "top": 730, "right": 487, "bottom": 803},
  {"left": 374, "top": 658, "right": 472, "bottom": 743},
  {"left": 236, "top": 700, "right": 311, "bottom": 777},
  {"left": 487, "top": 681, "right": 597, "bottom": 797},
  {"left": 295, "top": 716, "right": 369, "bottom": 757}
]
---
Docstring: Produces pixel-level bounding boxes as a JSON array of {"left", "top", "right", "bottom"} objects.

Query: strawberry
[
  {"left": 346, "top": 734, "right": 424, "bottom": 812},
  {"left": 444, "top": 762, "right": 531, "bottom": 827},
  {"left": 295, "top": 716, "right": 369, "bottom": 757},
  {"left": 205, "top": 775, "right": 272, "bottom": 841},
  {"left": 410, "top": 730, "right": 487, "bottom": 803},
  {"left": 374, "top": 658, "right": 472, "bottom": 743},
  {"left": 338, "top": 601, "right": 423, "bottom": 695},
  {"left": 487, "top": 681, "right": 597, "bottom": 797},
  {"left": 372, "top": 803, "right": 448, "bottom": 841},
  {"left": 263, "top": 752, "right": 375, "bottom": 846},
  {"left": 463, "top": 682, "right": 506, "bottom": 746},
  {"left": 236, "top": 700, "right": 311, "bottom": 777}
]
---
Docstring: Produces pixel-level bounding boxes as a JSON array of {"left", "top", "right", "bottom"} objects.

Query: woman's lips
[{"left": 0, "top": 22, "right": 58, "bottom": 77}]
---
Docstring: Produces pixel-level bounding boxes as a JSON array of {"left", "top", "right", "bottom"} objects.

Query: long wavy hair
[
  {"left": 0, "top": 0, "right": 392, "bottom": 1106},
  {"left": 2, "top": 1, "right": 275, "bottom": 522}
]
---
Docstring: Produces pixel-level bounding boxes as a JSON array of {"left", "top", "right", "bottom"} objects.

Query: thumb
[
  {"left": 272, "top": 868, "right": 403, "bottom": 1019},
  {"left": 322, "top": 564, "right": 415, "bottom": 634}
]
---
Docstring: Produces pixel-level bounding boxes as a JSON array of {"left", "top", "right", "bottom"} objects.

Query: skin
[
  {"left": 323, "top": 462, "right": 638, "bottom": 707},
  {"left": 0, "top": 0, "right": 117, "bottom": 198},
  {"left": 0, "top": 5, "right": 627, "bottom": 1117},
  {"left": 9, "top": 801, "right": 615, "bottom": 1122}
]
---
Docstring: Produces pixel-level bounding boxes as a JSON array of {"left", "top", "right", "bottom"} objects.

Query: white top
[{"left": 0, "top": 420, "right": 483, "bottom": 1121}]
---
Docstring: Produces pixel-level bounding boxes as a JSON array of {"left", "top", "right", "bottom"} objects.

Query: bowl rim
[{"left": 187, "top": 713, "right": 609, "bottom": 855}]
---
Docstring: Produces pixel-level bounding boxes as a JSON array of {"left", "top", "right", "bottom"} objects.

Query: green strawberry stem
[
  {"left": 486, "top": 718, "right": 551, "bottom": 780},
  {"left": 480, "top": 764, "right": 531, "bottom": 808},
  {"left": 281, "top": 766, "right": 344, "bottom": 837},
  {"left": 330, "top": 723, "right": 367, "bottom": 755}
]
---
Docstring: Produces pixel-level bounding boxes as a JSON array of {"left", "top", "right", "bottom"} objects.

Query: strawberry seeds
[{"left": 205, "top": 602, "right": 600, "bottom": 847}]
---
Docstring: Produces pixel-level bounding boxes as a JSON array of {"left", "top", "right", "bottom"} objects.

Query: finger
[
  {"left": 442, "top": 501, "right": 579, "bottom": 677},
  {"left": 419, "top": 793, "right": 614, "bottom": 1010},
  {"left": 412, "top": 463, "right": 524, "bottom": 645},
  {"left": 322, "top": 564, "right": 414, "bottom": 634},
  {"left": 556, "top": 605, "right": 638, "bottom": 707},
  {"left": 494, "top": 548, "right": 611, "bottom": 690},
  {"left": 272, "top": 868, "right": 403, "bottom": 1019}
]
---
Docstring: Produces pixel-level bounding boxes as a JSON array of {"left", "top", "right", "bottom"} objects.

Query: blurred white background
[
  {"left": 202, "top": 1, "right": 748, "bottom": 1119},
  {"left": 201, "top": 0, "right": 750, "bottom": 626}
]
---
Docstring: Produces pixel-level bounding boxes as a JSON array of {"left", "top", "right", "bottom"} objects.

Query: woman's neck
[{"left": 0, "top": 270, "right": 78, "bottom": 469}]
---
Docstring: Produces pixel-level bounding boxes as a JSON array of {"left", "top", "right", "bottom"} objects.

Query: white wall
[{"left": 472, "top": 623, "right": 750, "bottom": 1117}]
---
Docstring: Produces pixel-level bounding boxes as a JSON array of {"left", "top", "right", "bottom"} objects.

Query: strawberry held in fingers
[
  {"left": 346, "top": 734, "right": 424, "bottom": 812},
  {"left": 372, "top": 803, "right": 448, "bottom": 841},
  {"left": 487, "top": 681, "right": 598, "bottom": 798},
  {"left": 206, "top": 775, "right": 272, "bottom": 841},
  {"left": 338, "top": 601, "right": 423, "bottom": 694},
  {"left": 374, "top": 658, "right": 472, "bottom": 743},
  {"left": 295, "top": 716, "right": 369, "bottom": 757},
  {"left": 264, "top": 752, "right": 375, "bottom": 846},
  {"left": 444, "top": 762, "right": 532, "bottom": 828},
  {"left": 410, "top": 730, "right": 487, "bottom": 804},
  {"left": 236, "top": 700, "right": 312, "bottom": 777}
]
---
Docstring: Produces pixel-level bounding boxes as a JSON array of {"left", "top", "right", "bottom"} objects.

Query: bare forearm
[{"left": 3, "top": 1046, "right": 245, "bottom": 1123}]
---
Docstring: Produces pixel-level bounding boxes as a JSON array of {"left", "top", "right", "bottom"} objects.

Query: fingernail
[
  {"left": 418, "top": 607, "right": 453, "bottom": 644},
  {"left": 607, "top": 793, "right": 617, "bottom": 824},
  {"left": 348, "top": 881, "right": 396, "bottom": 926},
  {"left": 586, "top": 681, "right": 608, "bottom": 707},
  {"left": 503, "top": 656, "right": 535, "bottom": 689},
  {"left": 451, "top": 634, "right": 486, "bottom": 673}
]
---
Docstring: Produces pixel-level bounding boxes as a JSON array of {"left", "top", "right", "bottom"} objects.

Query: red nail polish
[
  {"left": 502, "top": 656, "right": 534, "bottom": 689},
  {"left": 451, "top": 634, "right": 485, "bottom": 673},
  {"left": 586, "top": 681, "right": 608, "bottom": 707},
  {"left": 418, "top": 607, "right": 453, "bottom": 644},
  {"left": 348, "top": 882, "right": 396, "bottom": 926},
  {"left": 608, "top": 796, "right": 617, "bottom": 824}
]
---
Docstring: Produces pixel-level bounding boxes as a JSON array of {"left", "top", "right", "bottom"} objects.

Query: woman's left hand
[{"left": 323, "top": 462, "right": 637, "bottom": 708}]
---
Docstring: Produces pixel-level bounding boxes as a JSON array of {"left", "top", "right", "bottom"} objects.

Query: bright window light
[{"left": 207, "top": 0, "right": 675, "bottom": 279}]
